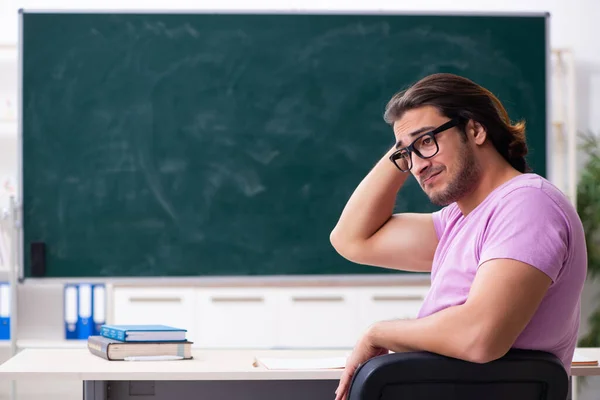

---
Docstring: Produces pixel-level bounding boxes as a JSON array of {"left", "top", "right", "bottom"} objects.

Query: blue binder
[
  {"left": 92, "top": 284, "right": 106, "bottom": 336},
  {"left": 76, "top": 284, "right": 94, "bottom": 339},
  {"left": 64, "top": 284, "right": 78, "bottom": 339},
  {"left": 0, "top": 282, "right": 10, "bottom": 340},
  {"left": 65, "top": 283, "right": 106, "bottom": 340}
]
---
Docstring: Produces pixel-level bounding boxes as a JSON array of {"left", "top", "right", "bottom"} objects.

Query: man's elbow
[
  {"left": 463, "top": 344, "right": 509, "bottom": 364},
  {"left": 329, "top": 229, "right": 344, "bottom": 252},
  {"left": 329, "top": 230, "right": 362, "bottom": 262},
  {"left": 460, "top": 329, "right": 512, "bottom": 364}
]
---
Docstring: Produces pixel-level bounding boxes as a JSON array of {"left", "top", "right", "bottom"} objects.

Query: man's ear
[{"left": 470, "top": 121, "right": 487, "bottom": 145}]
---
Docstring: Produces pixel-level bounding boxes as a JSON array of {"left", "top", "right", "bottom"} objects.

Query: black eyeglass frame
[{"left": 389, "top": 118, "right": 461, "bottom": 172}]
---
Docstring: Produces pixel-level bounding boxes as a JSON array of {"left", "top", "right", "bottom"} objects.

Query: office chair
[{"left": 347, "top": 349, "right": 569, "bottom": 400}]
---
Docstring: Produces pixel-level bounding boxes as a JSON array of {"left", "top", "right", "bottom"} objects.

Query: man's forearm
[
  {"left": 330, "top": 147, "right": 408, "bottom": 245},
  {"left": 367, "top": 303, "right": 501, "bottom": 364}
]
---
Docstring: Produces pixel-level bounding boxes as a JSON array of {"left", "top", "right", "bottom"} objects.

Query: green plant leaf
[{"left": 577, "top": 131, "right": 600, "bottom": 347}]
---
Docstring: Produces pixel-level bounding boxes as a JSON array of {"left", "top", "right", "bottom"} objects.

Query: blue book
[{"left": 99, "top": 325, "right": 187, "bottom": 342}]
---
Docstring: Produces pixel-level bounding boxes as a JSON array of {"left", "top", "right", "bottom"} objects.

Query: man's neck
[{"left": 456, "top": 161, "right": 522, "bottom": 216}]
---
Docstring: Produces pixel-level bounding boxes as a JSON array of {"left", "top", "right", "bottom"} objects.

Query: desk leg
[
  {"left": 571, "top": 376, "right": 578, "bottom": 400},
  {"left": 83, "top": 381, "right": 108, "bottom": 400}
]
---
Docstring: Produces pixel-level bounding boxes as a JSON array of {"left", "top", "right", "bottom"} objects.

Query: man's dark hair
[{"left": 383, "top": 73, "right": 531, "bottom": 173}]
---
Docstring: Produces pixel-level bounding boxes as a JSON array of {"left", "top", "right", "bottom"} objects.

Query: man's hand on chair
[{"left": 335, "top": 330, "right": 389, "bottom": 400}]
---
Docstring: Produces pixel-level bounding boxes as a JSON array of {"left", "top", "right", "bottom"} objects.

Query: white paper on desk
[
  {"left": 256, "top": 356, "right": 347, "bottom": 370},
  {"left": 572, "top": 350, "right": 598, "bottom": 365}
]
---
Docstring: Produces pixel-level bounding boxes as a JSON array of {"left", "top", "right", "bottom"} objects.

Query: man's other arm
[{"left": 367, "top": 258, "right": 552, "bottom": 362}]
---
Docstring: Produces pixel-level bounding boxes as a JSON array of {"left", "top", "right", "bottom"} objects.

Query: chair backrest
[{"left": 347, "top": 349, "right": 568, "bottom": 400}]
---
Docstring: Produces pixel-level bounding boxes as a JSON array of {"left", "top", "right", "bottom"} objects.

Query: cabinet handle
[
  {"left": 372, "top": 295, "right": 424, "bottom": 302},
  {"left": 211, "top": 296, "right": 264, "bottom": 303},
  {"left": 128, "top": 297, "right": 182, "bottom": 303},
  {"left": 292, "top": 296, "right": 344, "bottom": 303}
]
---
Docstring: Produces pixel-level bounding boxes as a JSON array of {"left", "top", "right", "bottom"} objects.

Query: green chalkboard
[{"left": 21, "top": 11, "right": 548, "bottom": 278}]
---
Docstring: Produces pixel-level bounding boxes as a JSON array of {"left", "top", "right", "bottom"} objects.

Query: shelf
[{"left": 16, "top": 339, "right": 88, "bottom": 349}]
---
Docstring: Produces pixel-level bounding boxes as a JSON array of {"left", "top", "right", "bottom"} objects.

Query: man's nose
[{"left": 412, "top": 153, "right": 431, "bottom": 177}]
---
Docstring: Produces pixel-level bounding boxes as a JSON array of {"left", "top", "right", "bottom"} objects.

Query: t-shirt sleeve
[
  {"left": 431, "top": 203, "right": 458, "bottom": 240},
  {"left": 478, "top": 187, "right": 570, "bottom": 283}
]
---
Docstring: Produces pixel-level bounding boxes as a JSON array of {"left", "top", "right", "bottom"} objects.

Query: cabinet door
[
  {"left": 276, "top": 288, "right": 359, "bottom": 348},
  {"left": 195, "top": 288, "right": 278, "bottom": 348},
  {"left": 112, "top": 287, "right": 196, "bottom": 342},
  {"left": 357, "top": 286, "right": 430, "bottom": 331}
]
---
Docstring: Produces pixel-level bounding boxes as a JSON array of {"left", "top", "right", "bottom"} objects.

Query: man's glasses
[{"left": 389, "top": 118, "right": 460, "bottom": 172}]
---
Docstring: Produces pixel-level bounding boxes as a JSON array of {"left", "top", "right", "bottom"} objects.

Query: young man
[{"left": 330, "top": 73, "right": 587, "bottom": 400}]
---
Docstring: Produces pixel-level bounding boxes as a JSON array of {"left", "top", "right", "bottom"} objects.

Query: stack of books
[{"left": 87, "top": 324, "right": 193, "bottom": 361}]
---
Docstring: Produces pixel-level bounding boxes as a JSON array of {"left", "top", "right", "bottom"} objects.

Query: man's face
[{"left": 393, "top": 106, "right": 481, "bottom": 206}]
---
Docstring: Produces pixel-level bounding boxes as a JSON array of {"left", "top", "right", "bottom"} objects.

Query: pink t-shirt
[{"left": 418, "top": 173, "right": 587, "bottom": 373}]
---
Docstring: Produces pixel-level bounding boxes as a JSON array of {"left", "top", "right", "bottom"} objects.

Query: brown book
[{"left": 87, "top": 335, "right": 193, "bottom": 361}]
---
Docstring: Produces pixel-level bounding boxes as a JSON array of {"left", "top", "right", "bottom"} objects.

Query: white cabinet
[
  {"left": 357, "top": 286, "right": 429, "bottom": 331},
  {"left": 112, "top": 287, "right": 197, "bottom": 342},
  {"left": 275, "top": 288, "right": 360, "bottom": 348},
  {"left": 110, "top": 284, "right": 430, "bottom": 349},
  {"left": 195, "top": 288, "right": 278, "bottom": 348}
]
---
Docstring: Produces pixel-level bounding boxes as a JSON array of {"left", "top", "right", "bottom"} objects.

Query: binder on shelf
[
  {"left": 65, "top": 283, "right": 106, "bottom": 340},
  {"left": 92, "top": 284, "right": 106, "bottom": 336},
  {"left": 77, "top": 284, "right": 94, "bottom": 339},
  {"left": 64, "top": 284, "right": 78, "bottom": 340},
  {"left": 0, "top": 282, "right": 10, "bottom": 340}
]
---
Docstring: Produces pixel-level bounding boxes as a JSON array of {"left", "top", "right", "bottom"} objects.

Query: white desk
[
  {"left": 0, "top": 348, "right": 347, "bottom": 381},
  {"left": 1, "top": 348, "right": 599, "bottom": 400},
  {"left": 0, "top": 348, "right": 347, "bottom": 400},
  {"left": 569, "top": 347, "right": 600, "bottom": 376}
]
